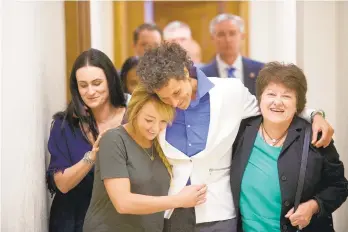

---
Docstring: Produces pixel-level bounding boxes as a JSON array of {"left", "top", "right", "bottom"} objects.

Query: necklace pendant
[
  {"left": 271, "top": 138, "right": 277, "bottom": 143},
  {"left": 143, "top": 144, "right": 154, "bottom": 161}
]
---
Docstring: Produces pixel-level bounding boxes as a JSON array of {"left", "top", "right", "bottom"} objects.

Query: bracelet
[
  {"left": 311, "top": 109, "right": 325, "bottom": 122},
  {"left": 82, "top": 151, "right": 95, "bottom": 165}
]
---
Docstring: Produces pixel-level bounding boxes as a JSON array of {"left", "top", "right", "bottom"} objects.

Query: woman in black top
[{"left": 230, "top": 62, "right": 348, "bottom": 232}]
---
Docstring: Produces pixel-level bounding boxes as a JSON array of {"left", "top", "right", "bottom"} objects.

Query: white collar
[{"left": 216, "top": 54, "right": 242, "bottom": 71}]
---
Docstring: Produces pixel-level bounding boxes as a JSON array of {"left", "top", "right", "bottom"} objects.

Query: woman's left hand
[
  {"left": 285, "top": 199, "right": 319, "bottom": 230},
  {"left": 311, "top": 114, "right": 334, "bottom": 148}
]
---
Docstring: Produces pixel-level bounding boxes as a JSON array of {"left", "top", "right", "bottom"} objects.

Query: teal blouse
[{"left": 240, "top": 133, "right": 282, "bottom": 232}]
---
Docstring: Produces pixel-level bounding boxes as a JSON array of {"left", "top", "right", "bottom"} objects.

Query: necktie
[{"left": 227, "top": 67, "right": 236, "bottom": 78}]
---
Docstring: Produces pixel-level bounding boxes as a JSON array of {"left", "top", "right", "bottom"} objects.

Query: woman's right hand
[
  {"left": 175, "top": 184, "right": 207, "bottom": 208},
  {"left": 90, "top": 129, "right": 109, "bottom": 161}
]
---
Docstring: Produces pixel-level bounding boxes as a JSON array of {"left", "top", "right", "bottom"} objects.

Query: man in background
[
  {"left": 133, "top": 23, "right": 162, "bottom": 57},
  {"left": 182, "top": 39, "right": 202, "bottom": 65},
  {"left": 163, "top": 21, "right": 203, "bottom": 66},
  {"left": 163, "top": 21, "right": 192, "bottom": 47},
  {"left": 201, "top": 14, "right": 264, "bottom": 95}
]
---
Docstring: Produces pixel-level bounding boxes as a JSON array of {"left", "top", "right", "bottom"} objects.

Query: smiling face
[
  {"left": 154, "top": 76, "right": 193, "bottom": 110},
  {"left": 135, "top": 101, "right": 169, "bottom": 141},
  {"left": 260, "top": 82, "right": 297, "bottom": 124},
  {"left": 76, "top": 66, "right": 110, "bottom": 109}
]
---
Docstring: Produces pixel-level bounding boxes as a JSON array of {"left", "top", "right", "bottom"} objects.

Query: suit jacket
[
  {"left": 230, "top": 115, "right": 348, "bottom": 232},
  {"left": 159, "top": 74, "right": 260, "bottom": 224},
  {"left": 200, "top": 57, "right": 264, "bottom": 96}
]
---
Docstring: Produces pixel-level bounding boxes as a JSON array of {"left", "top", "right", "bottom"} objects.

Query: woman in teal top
[
  {"left": 230, "top": 62, "right": 348, "bottom": 232},
  {"left": 240, "top": 133, "right": 282, "bottom": 232}
]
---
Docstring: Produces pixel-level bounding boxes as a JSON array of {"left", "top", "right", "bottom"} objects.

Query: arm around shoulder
[{"left": 239, "top": 81, "right": 260, "bottom": 119}]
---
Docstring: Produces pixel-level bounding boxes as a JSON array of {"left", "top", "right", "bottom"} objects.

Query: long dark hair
[
  {"left": 54, "top": 48, "right": 126, "bottom": 141},
  {"left": 120, "top": 56, "right": 139, "bottom": 93}
]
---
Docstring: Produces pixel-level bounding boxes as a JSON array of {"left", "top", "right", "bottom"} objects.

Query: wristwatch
[{"left": 83, "top": 151, "right": 95, "bottom": 165}]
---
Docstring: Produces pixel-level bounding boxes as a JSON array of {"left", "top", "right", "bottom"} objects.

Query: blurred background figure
[
  {"left": 201, "top": 13, "right": 264, "bottom": 95},
  {"left": 120, "top": 56, "right": 140, "bottom": 95},
  {"left": 181, "top": 39, "right": 203, "bottom": 66},
  {"left": 133, "top": 23, "right": 162, "bottom": 57},
  {"left": 163, "top": 20, "right": 192, "bottom": 47},
  {"left": 163, "top": 20, "right": 203, "bottom": 66}
]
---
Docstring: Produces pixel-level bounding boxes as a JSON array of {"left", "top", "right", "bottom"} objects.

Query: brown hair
[
  {"left": 133, "top": 23, "right": 162, "bottom": 45},
  {"left": 126, "top": 85, "right": 175, "bottom": 177},
  {"left": 256, "top": 62, "right": 308, "bottom": 113}
]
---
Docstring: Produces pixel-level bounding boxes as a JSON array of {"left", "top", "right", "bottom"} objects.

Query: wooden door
[
  {"left": 64, "top": 1, "right": 91, "bottom": 101},
  {"left": 113, "top": 1, "right": 145, "bottom": 69}
]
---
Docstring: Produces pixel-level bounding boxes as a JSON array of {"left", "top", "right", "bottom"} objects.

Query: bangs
[{"left": 150, "top": 97, "right": 176, "bottom": 125}]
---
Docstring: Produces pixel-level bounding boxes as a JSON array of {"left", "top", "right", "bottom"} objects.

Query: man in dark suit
[{"left": 201, "top": 14, "right": 264, "bottom": 96}]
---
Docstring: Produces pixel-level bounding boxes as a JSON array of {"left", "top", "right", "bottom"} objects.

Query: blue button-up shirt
[{"left": 166, "top": 67, "right": 215, "bottom": 157}]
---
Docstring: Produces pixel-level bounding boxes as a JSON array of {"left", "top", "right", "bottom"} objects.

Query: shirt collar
[
  {"left": 216, "top": 54, "right": 243, "bottom": 71},
  {"left": 189, "top": 66, "right": 215, "bottom": 107}
]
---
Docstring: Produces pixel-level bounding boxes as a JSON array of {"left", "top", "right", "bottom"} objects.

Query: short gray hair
[
  {"left": 163, "top": 21, "right": 192, "bottom": 40},
  {"left": 136, "top": 42, "right": 193, "bottom": 93},
  {"left": 209, "top": 13, "right": 245, "bottom": 35}
]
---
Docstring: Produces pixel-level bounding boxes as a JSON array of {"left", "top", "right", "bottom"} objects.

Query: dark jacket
[
  {"left": 230, "top": 115, "right": 348, "bottom": 232},
  {"left": 200, "top": 57, "right": 264, "bottom": 96}
]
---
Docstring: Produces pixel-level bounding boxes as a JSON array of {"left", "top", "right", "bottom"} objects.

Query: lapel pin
[{"left": 249, "top": 72, "right": 255, "bottom": 78}]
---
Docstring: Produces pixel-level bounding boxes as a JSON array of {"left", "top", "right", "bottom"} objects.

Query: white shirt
[{"left": 216, "top": 54, "right": 244, "bottom": 83}]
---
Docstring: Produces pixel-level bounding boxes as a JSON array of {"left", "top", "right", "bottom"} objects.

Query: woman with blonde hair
[{"left": 83, "top": 85, "right": 207, "bottom": 232}]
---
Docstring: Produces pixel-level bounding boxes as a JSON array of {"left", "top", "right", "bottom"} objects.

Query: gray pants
[{"left": 163, "top": 208, "right": 237, "bottom": 232}]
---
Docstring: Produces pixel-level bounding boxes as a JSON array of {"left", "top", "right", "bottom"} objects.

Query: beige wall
[
  {"left": 1, "top": 1, "right": 66, "bottom": 231},
  {"left": 249, "top": 0, "right": 297, "bottom": 63},
  {"left": 333, "top": 2, "right": 348, "bottom": 231},
  {"left": 298, "top": 3, "right": 348, "bottom": 231}
]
